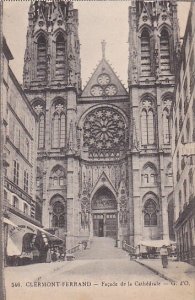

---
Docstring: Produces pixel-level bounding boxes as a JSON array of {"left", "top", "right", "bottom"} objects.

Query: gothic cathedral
[{"left": 23, "top": 0, "right": 180, "bottom": 248}]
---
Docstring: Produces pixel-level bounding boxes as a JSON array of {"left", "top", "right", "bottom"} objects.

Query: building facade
[
  {"left": 21, "top": 0, "right": 180, "bottom": 249},
  {"left": 2, "top": 38, "right": 38, "bottom": 223},
  {"left": 2, "top": 38, "right": 41, "bottom": 262},
  {"left": 172, "top": 1, "right": 195, "bottom": 265}
]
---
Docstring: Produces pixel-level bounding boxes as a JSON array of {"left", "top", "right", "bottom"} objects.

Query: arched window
[
  {"left": 38, "top": 114, "right": 45, "bottom": 149},
  {"left": 144, "top": 199, "right": 158, "bottom": 226},
  {"left": 141, "top": 29, "right": 151, "bottom": 75},
  {"left": 52, "top": 101, "right": 66, "bottom": 148},
  {"left": 160, "top": 29, "right": 171, "bottom": 73},
  {"left": 37, "top": 35, "right": 47, "bottom": 80},
  {"left": 148, "top": 110, "right": 155, "bottom": 144},
  {"left": 60, "top": 113, "right": 66, "bottom": 147},
  {"left": 51, "top": 198, "right": 67, "bottom": 228},
  {"left": 52, "top": 112, "right": 66, "bottom": 148},
  {"left": 141, "top": 110, "right": 147, "bottom": 145},
  {"left": 163, "top": 108, "right": 170, "bottom": 144},
  {"left": 50, "top": 165, "right": 66, "bottom": 187},
  {"left": 56, "top": 33, "right": 66, "bottom": 78},
  {"left": 52, "top": 113, "right": 59, "bottom": 148},
  {"left": 141, "top": 163, "right": 157, "bottom": 185},
  {"left": 33, "top": 101, "right": 45, "bottom": 149},
  {"left": 141, "top": 99, "right": 155, "bottom": 145}
]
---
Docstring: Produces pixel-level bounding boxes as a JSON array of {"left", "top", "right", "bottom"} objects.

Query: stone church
[{"left": 23, "top": 0, "right": 180, "bottom": 248}]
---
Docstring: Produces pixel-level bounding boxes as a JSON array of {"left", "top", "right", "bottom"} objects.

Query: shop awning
[
  {"left": 14, "top": 218, "right": 64, "bottom": 243},
  {"left": 6, "top": 215, "right": 64, "bottom": 256},
  {"left": 137, "top": 239, "right": 176, "bottom": 248},
  {"left": 3, "top": 217, "right": 18, "bottom": 227}
]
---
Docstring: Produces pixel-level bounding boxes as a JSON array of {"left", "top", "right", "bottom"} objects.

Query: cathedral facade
[{"left": 23, "top": 0, "right": 180, "bottom": 248}]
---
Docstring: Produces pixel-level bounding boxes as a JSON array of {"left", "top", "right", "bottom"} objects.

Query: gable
[{"left": 81, "top": 58, "right": 128, "bottom": 99}]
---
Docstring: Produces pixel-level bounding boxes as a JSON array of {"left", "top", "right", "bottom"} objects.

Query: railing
[
  {"left": 122, "top": 241, "right": 135, "bottom": 255},
  {"left": 67, "top": 238, "right": 90, "bottom": 255},
  {"left": 67, "top": 244, "right": 80, "bottom": 254}
]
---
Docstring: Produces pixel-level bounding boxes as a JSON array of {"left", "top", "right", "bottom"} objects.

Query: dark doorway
[{"left": 98, "top": 219, "right": 104, "bottom": 237}]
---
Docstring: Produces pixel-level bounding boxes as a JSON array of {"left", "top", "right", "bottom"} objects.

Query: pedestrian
[{"left": 160, "top": 245, "right": 168, "bottom": 268}]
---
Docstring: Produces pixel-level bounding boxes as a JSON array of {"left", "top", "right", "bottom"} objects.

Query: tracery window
[
  {"left": 33, "top": 102, "right": 45, "bottom": 149},
  {"left": 141, "top": 99, "right": 155, "bottom": 145},
  {"left": 37, "top": 35, "right": 47, "bottom": 80},
  {"left": 83, "top": 107, "right": 127, "bottom": 158},
  {"left": 38, "top": 114, "right": 45, "bottom": 148},
  {"left": 52, "top": 102, "right": 66, "bottom": 148},
  {"left": 141, "top": 29, "right": 151, "bottom": 76},
  {"left": 144, "top": 199, "right": 158, "bottom": 226},
  {"left": 56, "top": 33, "right": 66, "bottom": 78},
  {"left": 51, "top": 198, "right": 66, "bottom": 228},
  {"left": 141, "top": 163, "right": 157, "bottom": 185},
  {"left": 160, "top": 29, "right": 171, "bottom": 74},
  {"left": 50, "top": 165, "right": 66, "bottom": 187}
]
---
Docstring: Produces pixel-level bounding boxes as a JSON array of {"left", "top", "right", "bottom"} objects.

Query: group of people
[{"left": 46, "top": 247, "right": 65, "bottom": 262}]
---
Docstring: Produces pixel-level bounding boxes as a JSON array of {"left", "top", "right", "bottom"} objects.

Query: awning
[
  {"left": 3, "top": 217, "right": 18, "bottom": 227},
  {"left": 137, "top": 239, "right": 176, "bottom": 248},
  {"left": 13, "top": 217, "right": 64, "bottom": 243},
  {"left": 6, "top": 215, "right": 64, "bottom": 256}
]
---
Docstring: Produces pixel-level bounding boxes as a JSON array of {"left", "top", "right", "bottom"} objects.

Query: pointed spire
[{"left": 101, "top": 40, "right": 106, "bottom": 59}]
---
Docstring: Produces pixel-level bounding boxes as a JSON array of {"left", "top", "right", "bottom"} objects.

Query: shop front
[{"left": 4, "top": 214, "right": 64, "bottom": 266}]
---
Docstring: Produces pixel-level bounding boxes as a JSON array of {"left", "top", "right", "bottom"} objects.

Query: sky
[{"left": 3, "top": 1, "right": 191, "bottom": 88}]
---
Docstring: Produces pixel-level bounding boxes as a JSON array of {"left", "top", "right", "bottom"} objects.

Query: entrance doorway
[
  {"left": 93, "top": 213, "right": 117, "bottom": 238},
  {"left": 91, "top": 186, "right": 118, "bottom": 239}
]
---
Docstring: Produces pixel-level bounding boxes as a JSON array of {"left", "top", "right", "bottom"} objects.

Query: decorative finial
[{"left": 101, "top": 40, "right": 106, "bottom": 59}]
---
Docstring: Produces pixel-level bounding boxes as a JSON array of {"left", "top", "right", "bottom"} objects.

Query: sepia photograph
[{"left": 0, "top": 0, "right": 195, "bottom": 300}]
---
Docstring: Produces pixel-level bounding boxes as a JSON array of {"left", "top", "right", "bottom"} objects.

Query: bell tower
[
  {"left": 128, "top": 0, "right": 180, "bottom": 85},
  {"left": 128, "top": 0, "right": 180, "bottom": 245},
  {"left": 23, "top": 0, "right": 81, "bottom": 248},
  {"left": 23, "top": 0, "right": 81, "bottom": 91}
]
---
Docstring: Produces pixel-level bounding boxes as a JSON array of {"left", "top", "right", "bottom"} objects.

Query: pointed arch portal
[{"left": 91, "top": 187, "right": 118, "bottom": 239}]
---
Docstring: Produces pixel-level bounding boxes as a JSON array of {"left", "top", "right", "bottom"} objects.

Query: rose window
[{"left": 83, "top": 107, "right": 127, "bottom": 153}]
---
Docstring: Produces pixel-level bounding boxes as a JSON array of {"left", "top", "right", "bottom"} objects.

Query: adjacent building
[
  {"left": 172, "top": 1, "right": 195, "bottom": 265},
  {"left": 2, "top": 38, "right": 42, "bottom": 263}
]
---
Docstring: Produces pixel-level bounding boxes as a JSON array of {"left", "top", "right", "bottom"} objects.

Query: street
[{"left": 4, "top": 238, "right": 195, "bottom": 300}]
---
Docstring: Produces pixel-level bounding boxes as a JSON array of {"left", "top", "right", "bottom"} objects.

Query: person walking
[{"left": 160, "top": 245, "right": 168, "bottom": 268}]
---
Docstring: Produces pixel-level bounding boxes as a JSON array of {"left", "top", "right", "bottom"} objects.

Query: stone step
[{"left": 75, "top": 237, "right": 128, "bottom": 260}]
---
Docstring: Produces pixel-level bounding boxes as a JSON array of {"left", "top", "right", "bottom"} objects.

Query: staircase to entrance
[{"left": 75, "top": 237, "right": 128, "bottom": 260}]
